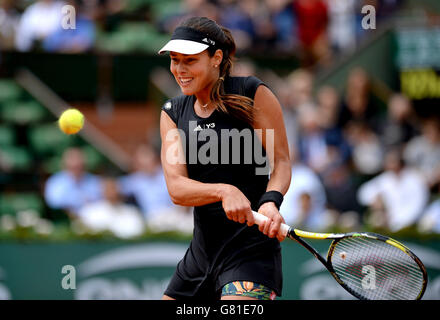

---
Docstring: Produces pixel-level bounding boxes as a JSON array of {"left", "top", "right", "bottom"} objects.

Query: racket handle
[{"left": 251, "top": 210, "right": 290, "bottom": 237}]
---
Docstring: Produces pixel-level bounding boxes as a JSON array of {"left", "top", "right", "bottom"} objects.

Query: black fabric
[
  {"left": 171, "top": 26, "right": 218, "bottom": 47},
  {"left": 162, "top": 76, "right": 283, "bottom": 300},
  {"left": 258, "top": 190, "right": 284, "bottom": 210}
]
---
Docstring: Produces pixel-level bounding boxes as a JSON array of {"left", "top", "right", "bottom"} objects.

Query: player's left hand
[{"left": 257, "top": 202, "right": 286, "bottom": 242}]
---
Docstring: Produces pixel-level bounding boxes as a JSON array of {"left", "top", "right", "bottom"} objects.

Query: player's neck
[
  {"left": 195, "top": 88, "right": 214, "bottom": 110},
  {"left": 195, "top": 73, "right": 221, "bottom": 105}
]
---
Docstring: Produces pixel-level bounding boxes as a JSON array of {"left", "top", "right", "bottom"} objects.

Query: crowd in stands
[
  {"left": 1, "top": 0, "right": 402, "bottom": 66},
  {"left": 270, "top": 66, "right": 440, "bottom": 234},
  {"left": 43, "top": 144, "right": 193, "bottom": 238},
  {"left": 1, "top": 0, "right": 439, "bottom": 239},
  {"left": 35, "top": 62, "right": 440, "bottom": 238}
]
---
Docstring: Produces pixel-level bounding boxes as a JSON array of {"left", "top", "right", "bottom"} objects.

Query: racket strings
[
  {"left": 334, "top": 238, "right": 423, "bottom": 300},
  {"left": 335, "top": 239, "right": 421, "bottom": 300},
  {"left": 330, "top": 237, "right": 424, "bottom": 300},
  {"left": 333, "top": 242, "right": 413, "bottom": 300}
]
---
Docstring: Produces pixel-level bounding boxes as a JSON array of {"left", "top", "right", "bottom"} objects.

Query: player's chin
[
  {"left": 178, "top": 83, "right": 198, "bottom": 96},
  {"left": 180, "top": 87, "right": 194, "bottom": 95}
]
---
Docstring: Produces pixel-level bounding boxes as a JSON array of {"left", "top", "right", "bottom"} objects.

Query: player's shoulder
[
  {"left": 162, "top": 94, "right": 186, "bottom": 110},
  {"left": 161, "top": 94, "right": 192, "bottom": 124},
  {"left": 225, "top": 76, "right": 266, "bottom": 99},
  {"left": 226, "top": 75, "right": 264, "bottom": 87}
]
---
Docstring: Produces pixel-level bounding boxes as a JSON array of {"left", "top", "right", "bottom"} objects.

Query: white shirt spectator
[
  {"left": 44, "top": 171, "right": 102, "bottom": 215},
  {"left": 15, "top": 0, "right": 66, "bottom": 51},
  {"left": 79, "top": 201, "right": 145, "bottom": 239},
  {"left": 280, "top": 164, "right": 328, "bottom": 230},
  {"left": 118, "top": 169, "right": 174, "bottom": 220},
  {"left": 327, "top": 0, "right": 356, "bottom": 52},
  {"left": 418, "top": 199, "right": 440, "bottom": 234},
  {"left": 404, "top": 134, "right": 440, "bottom": 186},
  {"left": 358, "top": 168, "right": 429, "bottom": 232}
]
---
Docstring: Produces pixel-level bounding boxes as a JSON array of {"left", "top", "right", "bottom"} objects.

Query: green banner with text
[{"left": 0, "top": 239, "right": 439, "bottom": 300}]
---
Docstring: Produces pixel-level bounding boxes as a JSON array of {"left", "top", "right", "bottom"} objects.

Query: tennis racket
[{"left": 252, "top": 211, "right": 428, "bottom": 300}]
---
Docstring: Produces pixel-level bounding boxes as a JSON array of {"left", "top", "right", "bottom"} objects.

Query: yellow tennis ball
[{"left": 58, "top": 108, "right": 84, "bottom": 135}]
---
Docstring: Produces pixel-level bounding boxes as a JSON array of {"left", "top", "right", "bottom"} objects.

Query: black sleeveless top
[{"left": 161, "top": 76, "right": 282, "bottom": 297}]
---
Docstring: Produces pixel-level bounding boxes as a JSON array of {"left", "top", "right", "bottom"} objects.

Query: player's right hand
[{"left": 219, "top": 184, "right": 255, "bottom": 226}]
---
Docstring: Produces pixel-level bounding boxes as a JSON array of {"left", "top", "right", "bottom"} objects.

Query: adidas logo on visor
[{"left": 202, "top": 38, "right": 215, "bottom": 46}]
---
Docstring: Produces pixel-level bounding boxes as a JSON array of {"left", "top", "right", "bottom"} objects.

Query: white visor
[{"left": 158, "top": 39, "right": 210, "bottom": 55}]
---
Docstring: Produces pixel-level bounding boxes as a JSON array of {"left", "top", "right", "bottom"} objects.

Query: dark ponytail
[{"left": 179, "top": 17, "right": 255, "bottom": 125}]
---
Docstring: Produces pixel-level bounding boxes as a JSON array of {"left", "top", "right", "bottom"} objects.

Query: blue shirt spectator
[
  {"left": 280, "top": 162, "right": 328, "bottom": 230},
  {"left": 418, "top": 198, "right": 440, "bottom": 234},
  {"left": 118, "top": 144, "right": 174, "bottom": 220},
  {"left": 15, "top": 0, "right": 66, "bottom": 52},
  {"left": 119, "top": 170, "right": 173, "bottom": 219},
  {"left": 44, "top": 147, "right": 102, "bottom": 216},
  {"left": 43, "top": 14, "right": 96, "bottom": 53}
]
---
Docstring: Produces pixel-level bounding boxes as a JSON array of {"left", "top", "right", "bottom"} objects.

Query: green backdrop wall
[{"left": 0, "top": 238, "right": 439, "bottom": 300}]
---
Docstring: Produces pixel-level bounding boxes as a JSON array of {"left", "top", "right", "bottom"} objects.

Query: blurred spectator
[
  {"left": 280, "top": 146, "right": 329, "bottom": 230},
  {"left": 403, "top": 118, "right": 440, "bottom": 188},
  {"left": 158, "top": 0, "right": 219, "bottom": 36},
  {"left": 327, "top": 0, "right": 356, "bottom": 54},
  {"left": 297, "top": 106, "right": 351, "bottom": 175},
  {"left": 0, "top": 0, "right": 20, "bottom": 50},
  {"left": 118, "top": 143, "right": 174, "bottom": 221},
  {"left": 379, "top": 93, "right": 418, "bottom": 148},
  {"left": 282, "top": 69, "right": 315, "bottom": 150},
  {"left": 230, "top": 58, "right": 257, "bottom": 77},
  {"left": 148, "top": 205, "right": 194, "bottom": 235},
  {"left": 337, "top": 67, "right": 381, "bottom": 133},
  {"left": 264, "top": 0, "right": 297, "bottom": 53},
  {"left": 245, "top": 0, "right": 296, "bottom": 53},
  {"left": 249, "top": 0, "right": 278, "bottom": 52},
  {"left": 219, "top": 0, "right": 257, "bottom": 52},
  {"left": 418, "top": 184, "right": 440, "bottom": 234},
  {"left": 320, "top": 146, "right": 363, "bottom": 219},
  {"left": 43, "top": 0, "right": 96, "bottom": 53},
  {"left": 44, "top": 147, "right": 102, "bottom": 217},
  {"left": 358, "top": 147, "right": 429, "bottom": 232},
  {"left": 285, "top": 68, "right": 315, "bottom": 113},
  {"left": 87, "top": 0, "right": 125, "bottom": 33},
  {"left": 293, "top": 0, "right": 331, "bottom": 67},
  {"left": 297, "top": 106, "right": 328, "bottom": 172},
  {"left": 316, "top": 85, "right": 340, "bottom": 131},
  {"left": 345, "top": 120, "right": 384, "bottom": 176},
  {"left": 15, "top": 0, "right": 66, "bottom": 51},
  {"left": 78, "top": 177, "right": 145, "bottom": 239}
]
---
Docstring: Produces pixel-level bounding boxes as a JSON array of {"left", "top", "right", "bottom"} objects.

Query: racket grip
[{"left": 251, "top": 210, "right": 290, "bottom": 237}]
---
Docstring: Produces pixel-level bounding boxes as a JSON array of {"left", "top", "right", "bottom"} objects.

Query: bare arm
[
  {"left": 253, "top": 85, "right": 292, "bottom": 240},
  {"left": 160, "top": 111, "right": 221, "bottom": 206},
  {"left": 160, "top": 111, "right": 255, "bottom": 225}
]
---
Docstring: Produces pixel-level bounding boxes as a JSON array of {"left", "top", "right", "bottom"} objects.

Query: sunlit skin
[{"left": 169, "top": 49, "right": 222, "bottom": 114}]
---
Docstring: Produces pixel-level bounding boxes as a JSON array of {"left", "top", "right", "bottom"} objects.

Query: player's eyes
[{"left": 170, "top": 57, "right": 196, "bottom": 64}]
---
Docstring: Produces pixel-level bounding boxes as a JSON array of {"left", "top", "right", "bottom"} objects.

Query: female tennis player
[{"left": 158, "top": 17, "right": 291, "bottom": 300}]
